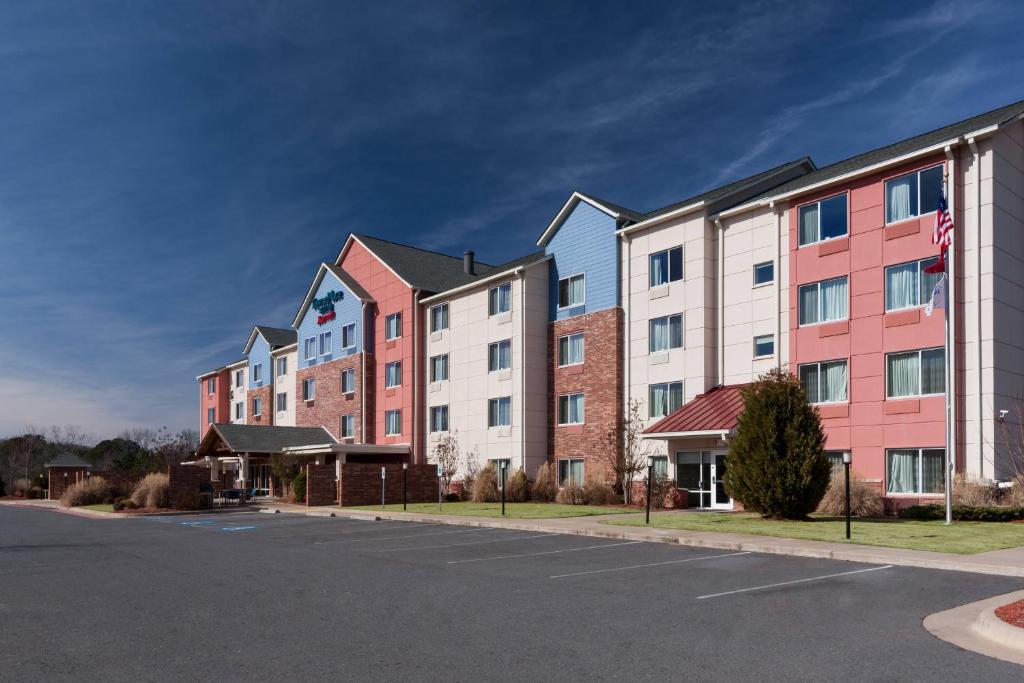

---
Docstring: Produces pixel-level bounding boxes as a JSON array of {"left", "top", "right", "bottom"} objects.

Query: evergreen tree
[{"left": 723, "top": 367, "right": 831, "bottom": 519}]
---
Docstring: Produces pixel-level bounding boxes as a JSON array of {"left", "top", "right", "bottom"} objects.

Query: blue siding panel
[
  {"left": 248, "top": 336, "right": 271, "bottom": 390},
  {"left": 296, "top": 269, "right": 364, "bottom": 370},
  {"left": 544, "top": 201, "right": 620, "bottom": 321}
]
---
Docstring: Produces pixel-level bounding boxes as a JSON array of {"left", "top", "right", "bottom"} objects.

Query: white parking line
[
  {"left": 447, "top": 540, "right": 642, "bottom": 564},
  {"left": 696, "top": 564, "right": 894, "bottom": 600},
  {"left": 373, "top": 533, "right": 551, "bottom": 553},
  {"left": 314, "top": 527, "right": 488, "bottom": 545},
  {"left": 550, "top": 551, "right": 751, "bottom": 579},
  {"left": 289, "top": 523, "right": 438, "bottom": 540}
]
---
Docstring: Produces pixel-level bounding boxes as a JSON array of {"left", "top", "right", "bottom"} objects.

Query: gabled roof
[
  {"left": 196, "top": 424, "right": 336, "bottom": 456},
  {"left": 291, "top": 262, "right": 374, "bottom": 328},
  {"left": 44, "top": 451, "right": 93, "bottom": 468},
  {"left": 742, "top": 98, "right": 1024, "bottom": 206},
  {"left": 243, "top": 325, "right": 297, "bottom": 356},
  {"left": 536, "top": 191, "right": 641, "bottom": 247},
  {"left": 643, "top": 384, "right": 748, "bottom": 436},
  {"left": 420, "top": 250, "right": 549, "bottom": 303}
]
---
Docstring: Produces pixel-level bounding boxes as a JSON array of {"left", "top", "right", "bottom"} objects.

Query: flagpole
[{"left": 943, "top": 161, "right": 954, "bottom": 526}]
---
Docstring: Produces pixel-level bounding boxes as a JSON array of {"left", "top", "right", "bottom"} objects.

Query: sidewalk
[{"left": 260, "top": 503, "right": 1024, "bottom": 578}]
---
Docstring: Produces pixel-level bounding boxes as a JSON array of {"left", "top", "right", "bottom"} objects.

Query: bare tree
[
  {"left": 996, "top": 392, "right": 1024, "bottom": 483},
  {"left": 48, "top": 424, "right": 93, "bottom": 449},
  {"left": 598, "top": 399, "right": 654, "bottom": 504},
  {"left": 431, "top": 430, "right": 461, "bottom": 495}
]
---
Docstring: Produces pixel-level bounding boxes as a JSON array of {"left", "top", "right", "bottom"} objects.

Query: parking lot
[{"left": 1, "top": 505, "right": 1022, "bottom": 681}]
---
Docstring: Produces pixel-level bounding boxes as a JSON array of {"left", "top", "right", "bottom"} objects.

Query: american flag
[{"left": 932, "top": 189, "right": 953, "bottom": 248}]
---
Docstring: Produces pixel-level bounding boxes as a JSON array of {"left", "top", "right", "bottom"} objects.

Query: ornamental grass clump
[
  {"left": 530, "top": 463, "right": 557, "bottom": 502},
  {"left": 471, "top": 463, "right": 499, "bottom": 503},
  {"left": 815, "top": 472, "right": 883, "bottom": 517},
  {"left": 555, "top": 480, "right": 585, "bottom": 505},
  {"left": 60, "top": 476, "right": 111, "bottom": 508},
  {"left": 505, "top": 468, "right": 529, "bottom": 502},
  {"left": 130, "top": 472, "right": 170, "bottom": 509}
]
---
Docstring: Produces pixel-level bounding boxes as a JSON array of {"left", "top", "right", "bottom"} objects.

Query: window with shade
[
  {"left": 649, "top": 382, "right": 683, "bottom": 419},
  {"left": 557, "top": 274, "right": 585, "bottom": 309},
  {"left": 798, "top": 360, "right": 848, "bottom": 404},
  {"left": 649, "top": 246, "right": 683, "bottom": 288},
  {"left": 488, "top": 283, "right": 512, "bottom": 315},
  {"left": 753, "top": 334, "right": 774, "bottom": 358},
  {"left": 557, "top": 393, "right": 584, "bottom": 425},
  {"left": 488, "top": 340, "right": 511, "bottom": 372},
  {"left": 798, "top": 276, "right": 848, "bottom": 325},
  {"left": 558, "top": 458, "right": 584, "bottom": 487},
  {"left": 649, "top": 314, "right": 683, "bottom": 353},
  {"left": 886, "top": 348, "right": 944, "bottom": 399},
  {"left": 488, "top": 397, "right": 511, "bottom": 427},
  {"left": 884, "top": 257, "right": 942, "bottom": 311},
  {"left": 753, "top": 261, "right": 774, "bottom": 286},
  {"left": 798, "top": 193, "right": 848, "bottom": 246},
  {"left": 885, "top": 165, "right": 943, "bottom": 224},
  {"left": 557, "top": 333, "right": 584, "bottom": 366},
  {"left": 887, "top": 448, "right": 944, "bottom": 494}
]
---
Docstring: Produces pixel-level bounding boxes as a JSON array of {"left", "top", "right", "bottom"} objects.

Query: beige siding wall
[
  {"left": 228, "top": 364, "right": 247, "bottom": 423},
  {"left": 272, "top": 348, "right": 297, "bottom": 427}
]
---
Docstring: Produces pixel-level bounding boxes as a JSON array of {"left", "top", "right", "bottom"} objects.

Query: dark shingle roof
[
  {"left": 575, "top": 192, "right": 646, "bottom": 223},
  {"left": 204, "top": 424, "right": 336, "bottom": 454},
  {"left": 352, "top": 233, "right": 504, "bottom": 294},
  {"left": 746, "top": 98, "right": 1024, "bottom": 203},
  {"left": 324, "top": 264, "right": 374, "bottom": 301},
  {"left": 254, "top": 325, "right": 297, "bottom": 348},
  {"left": 44, "top": 451, "right": 93, "bottom": 468}
]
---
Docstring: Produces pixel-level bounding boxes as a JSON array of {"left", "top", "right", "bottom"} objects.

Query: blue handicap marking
[
  {"left": 143, "top": 516, "right": 176, "bottom": 523},
  {"left": 220, "top": 525, "right": 258, "bottom": 532},
  {"left": 179, "top": 520, "right": 214, "bottom": 526}
]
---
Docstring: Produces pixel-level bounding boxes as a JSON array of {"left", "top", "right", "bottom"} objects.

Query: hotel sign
[{"left": 313, "top": 290, "right": 344, "bottom": 325}]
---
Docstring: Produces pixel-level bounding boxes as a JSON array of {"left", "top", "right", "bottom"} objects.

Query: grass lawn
[
  {"left": 604, "top": 512, "right": 1024, "bottom": 554},
  {"left": 344, "top": 502, "right": 637, "bottom": 519},
  {"left": 82, "top": 504, "right": 115, "bottom": 513}
]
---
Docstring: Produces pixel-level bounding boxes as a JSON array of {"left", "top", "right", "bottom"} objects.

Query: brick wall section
[
  {"left": 167, "top": 464, "right": 207, "bottom": 508},
  {"left": 338, "top": 463, "right": 438, "bottom": 507},
  {"left": 47, "top": 467, "right": 88, "bottom": 500},
  {"left": 306, "top": 463, "right": 337, "bottom": 506},
  {"left": 247, "top": 385, "right": 273, "bottom": 425},
  {"left": 295, "top": 353, "right": 373, "bottom": 441},
  {"left": 548, "top": 307, "right": 624, "bottom": 483}
]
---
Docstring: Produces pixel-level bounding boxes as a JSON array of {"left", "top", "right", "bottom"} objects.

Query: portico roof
[
  {"left": 642, "top": 384, "right": 748, "bottom": 439},
  {"left": 196, "top": 424, "right": 337, "bottom": 457}
]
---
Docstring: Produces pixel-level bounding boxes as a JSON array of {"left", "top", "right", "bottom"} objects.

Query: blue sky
[{"left": 1, "top": 0, "right": 1021, "bottom": 439}]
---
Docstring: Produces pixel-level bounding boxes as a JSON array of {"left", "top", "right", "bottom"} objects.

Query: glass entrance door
[
  {"left": 248, "top": 463, "right": 271, "bottom": 496},
  {"left": 675, "top": 451, "right": 731, "bottom": 509}
]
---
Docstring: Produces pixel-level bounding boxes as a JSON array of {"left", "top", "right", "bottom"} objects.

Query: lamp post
[
  {"left": 646, "top": 456, "right": 654, "bottom": 525},
  {"left": 402, "top": 462, "right": 408, "bottom": 511},
  {"left": 843, "top": 452, "right": 852, "bottom": 540},
  {"left": 500, "top": 461, "right": 508, "bottom": 517}
]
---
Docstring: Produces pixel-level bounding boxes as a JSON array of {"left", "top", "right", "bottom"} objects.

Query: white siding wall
[
  {"left": 228, "top": 364, "right": 247, "bottom": 424},
  {"left": 272, "top": 348, "right": 297, "bottom": 427}
]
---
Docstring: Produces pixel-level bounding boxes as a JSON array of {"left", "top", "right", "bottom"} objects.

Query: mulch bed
[{"left": 995, "top": 600, "right": 1024, "bottom": 629}]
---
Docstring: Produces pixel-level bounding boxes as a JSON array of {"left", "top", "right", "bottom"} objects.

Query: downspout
[
  {"left": 360, "top": 300, "right": 367, "bottom": 444},
  {"left": 412, "top": 289, "right": 421, "bottom": 464},
  {"left": 622, "top": 233, "right": 631, "bottom": 416},
  {"left": 519, "top": 271, "right": 527, "bottom": 472},
  {"left": 945, "top": 145, "right": 958, "bottom": 481},
  {"left": 969, "top": 138, "right": 983, "bottom": 479},
  {"left": 771, "top": 201, "right": 783, "bottom": 369},
  {"left": 715, "top": 218, "right": 725, "bottom": 385}
]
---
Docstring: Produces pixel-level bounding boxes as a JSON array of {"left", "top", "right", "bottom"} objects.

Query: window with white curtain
[
  {"left": 557, "top": 333, "right": 584, "bottom": 366},
  {"left": 886, "top": 347, "right": 945, "bottom": 398},
  {"left": 207, "top": 407, "right": 215, "bottom": 424},
  {"left": 885, "top": 165, "right": 943, "bottom": 224},
  {"left": 558, "top": 458, "right": 585, "bottom": 486},
  {"left": 385, "top": 409, "right": 402, "bottom": 436},
  {"left": 649, "top": 381, "right": 683, "bottom": 419},
  {"left": 385, "top": 361, "right": 402, "bottom": 388},
  {"left": 557, "top": 393, "right": 585, "bottom": 425},
  {"left": 488, "top": 283, "right": 512, "bottom": 315},
  {"left": 430, "top": 354, "right": 449, "bottom": 382},
  {"left": 649, "top": 314, "right": 684, "bottom": 353},
  {"left": 753, "top": 334, "right": 775, "bottom": 358},
  {"left": 753, "top": 261, "right": 774, "bottom": 286},
  {"left": 234, "top": 402, "right": 243, "bottom": 420},
  {"left": 276, "top": 356, "right": 287, "bottom": 377},
  {"left": 252, "top": 363, "right": 263, "bottom": 384},
  {"left": 488, "top": 397, "right": 511, "bottom": 427},
  {"left": 430, "top": 303, "right": 449, "bottom": 332},
  {"left": 798, "top": 193, "right": 848, "bottom": 246},
  {"left": 884, "top": 257, "right": 942, "bottom": 311},
  {"left": 887, "top": 448, "right": 945, "bottom": 494},
  {"left": 304, "top": 337, "right": 316, "bottom": 361},
  {"left": 235, "top": 370, "right": 243, "bottom": 388},
  {"left": 488, "top": 340, "right": 511, "bottom": 371},
  {"left": 318, "top": 331, "right": 332, "bottom": 356},
  {"left": 276, "top": 392, "right": 287, "bottom": 413},
  {"left": 799, "top": 360, "right": 848, "bottom": 404},
  {"left": 557, "top": 274, "right": 586, "bottom": 308},
  {"left": 340, "top": 414, "right": 355, "bottom": 438},
  {"left": 385, "top": 313, "right": 402, "bottom": 340},
  {"left": 430, "top": 405, "right": 449, "bottom": 432},
  {"left": 649, "top": 246, "right": 683, "bottom": 287},
  {"left": 207, "top": 377, "right": 216, "bottom": 395},
  {"left": 342, "top": 323, "right": 356, "bottom": 350},
  {"left": 798, "top": 276, "right": 848, "bottom": 325},
  {"left": 252, "top": 396, "right": 262, "bottom": 417},
  {"left": 302, "top": 378, "right": 316, "bottom": 401},
  {"left": 651, "top": 456, "right": 668, "bottom": 478},
  {"left": 341, "top": 368, "right": 355, "bottom": 393},
  {"left": 825, "top": 451, "right": 847, "bottom": 481}
]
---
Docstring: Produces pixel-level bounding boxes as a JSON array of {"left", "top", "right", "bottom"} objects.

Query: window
[
  {"left": 558, "top": 458, "right": 584, "bottom": 486},
  {"left": 651, "top": 456, "right": 669, "bottom": 479},
  {"left": 825, "top": 451, "right": 847, "bottom": 481},
  {"left": 799, "top": 193, "right": 848, "bottom": 246},
  {"left": 488, "top": 283, "right": 512, "bottom": 315},
  {"left": 385, "top": 409, "right": 401, "bottom": 436},
  {"left": 557, "top": 274, "right": 585, "bottom": 308},
  {"left": 207, "top": 377, "right": 216, "bottom": 395},
  {"left": 430, "top": 354, "right": 449, "bottom": 382},
  {"left": 557, "top": 332, "right": 584, "bottom": 367},
  {"left": 885, "top": 257, "right": 943, "bottom": 311},
  {"left": 887, "top": 348, "right": 944, "bottom": 398},
  {"left": 430, "top": 405, "right": 449, "bottom": 432},
  {"left": 341, "top": 368, "right": 355, "bottom": 394},
  {"left": 649, "top": 246, "right": 683, "bottom": 287},
  {"left": 753, "top": 334, "right": 775, "bottom": 358},
  {"left": 235, "top": 370, "right": 243, "bottom": 388},
  {"left": 276, "top": 356, "right": 287, "bottom": 377},
  {"left": 385, "top": 312, "right": 402, "bottom": 340},
  {"left": 276, "top": 392, "right": 287, "bottom": 413},
  {"left": 887, "top": 448, "right": 945, "bottom": 494},
  {"left": 302, "top": 378, "right": 316, "bottom": 401},
  {"left": 252, "top": 396, "right": 262, "bottom": 417},
  {"left": 886, "top": 164, "right": 943, "bottom": 224},
  {"left": 798, "top": 276, "right": 848, "bottom": 325},
  {"left": 252, "top": 363, "right": 263, "bottom": 385},
  {"left": 648, "top": 382, "right": 683, "bottom": 419},
  {"left": 753, "top": 261, "right": 774, "bottom": 286},
  {"left": 341, "top": 323, "right": 356, "bottom": 350},
  {"left": 304, "top": 337, "right": 316, "bottom": 361},
  {"left": 385, "top": 361, "right": 402, "bottom": 388},
  {"left": 649, "top": 314, "right": 683, "bottom": 353},
  {"left": 557, "top": 393, "right": 584, "bottom": 425},
  {"left": 492, "top": 459, "right": 511, "bottom": 484},
  {"left": 799, "top": 360, "right": 848, "bottom": 404},
  {"left": 207, "top": 407, "right": 215, "bottom": 424},
  {"left": 430, "top": 303, "right": 449, "bottom": 332},
  {"left": 234, "top": 402, "right": 243, "bottom": 420},
  {"left": 488, "top": 340, "right": 511, "bottom": 372},
  {"left": 340, "top": 414, "right": 355, "bottom": 438},
  {"left": 488, "top": 397, "right": 511, "bottom": 427},
  {"left": 318, "top": 331, "right": 332, "bottom": 356}
]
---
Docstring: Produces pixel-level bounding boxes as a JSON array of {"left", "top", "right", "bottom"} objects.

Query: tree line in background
[{"left": 0, "top": 425, "right": 199, "bottom": 496}]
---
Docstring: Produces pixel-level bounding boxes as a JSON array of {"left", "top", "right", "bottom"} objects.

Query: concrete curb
[{"left": 924, "top": 589, "right": 1024, "bottom": 666}]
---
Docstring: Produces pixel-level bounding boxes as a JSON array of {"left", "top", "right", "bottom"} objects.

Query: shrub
[
  {"left": 899, "top": 504, "right": 1024, "bottom": 522},
  {"left": 1008, "top": 477, "right": 1024, "bottom": 507},
  {"left": 444, "top": 492, "right": 460, "bottom": 503},
  {"left": 113, "top": 497, "right": 138, "bottom": 512},
  {"left": 505, "top": 469, "right": 529, "bottom": 503},
  {"left": 292, "top": 471, "right": 307, "bottom": 503},
  {"left": 953, "top": 475, "right": 999, "bottom": 507},
  {"left": 815, "top": 473, "right": 884, "bottom": 517},
  {"left": 13, "top": 478, "right": 33, "bottom": 498},
  {"left": 662, "top": 488, "right": 686, "bottom": 509},
  {"left": 581, "top": 477, "right": 617, "bottom": 506},
  {"left": 130, "top": 472, "right": 170, "bottom": 509},
  {"left": 0, "top": 476, "right": 5, "bottom": 497},
  {"left": 555, "top": 480, "right": 585, "bottom": 505},
  {"left": 60, "top": 477, "right": 111, "bottom": 508},
  {"left": 472, "top": 463, "right": 499, "bottom": 503},
  {"left": 530, "top": 463, "right": 557, "bottom": 503},
  {"left": 723, "top": 367, "right": 831, "bottom": 519}
]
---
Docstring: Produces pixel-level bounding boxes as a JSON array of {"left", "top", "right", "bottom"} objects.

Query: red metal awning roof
[{"left": 643, "top": 384, "right": 749, "bottom": 435}]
